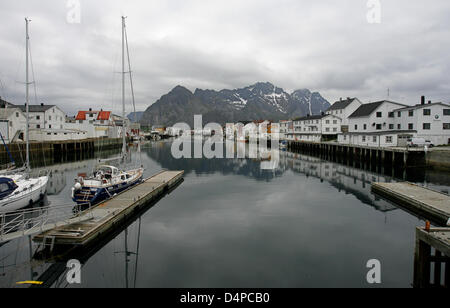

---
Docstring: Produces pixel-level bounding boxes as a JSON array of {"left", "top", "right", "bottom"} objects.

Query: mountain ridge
[{"left": 140, "top": 82, "right": 331, "bottom": 127}]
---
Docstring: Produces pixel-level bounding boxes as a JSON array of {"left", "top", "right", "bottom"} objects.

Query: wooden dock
[
  {"left": 414, "top": 227, "right": 450, "bottom": 288},
  {"left": 33, "top": 170, "right": 184, "bottom": 246},
  {"left": 371, "top": 182, "right": 450, "bottom": 226}
]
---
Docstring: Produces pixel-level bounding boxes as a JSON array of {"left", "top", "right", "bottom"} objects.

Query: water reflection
[{"left": 0, "top": 140, "right": 449, "bottom": 288}]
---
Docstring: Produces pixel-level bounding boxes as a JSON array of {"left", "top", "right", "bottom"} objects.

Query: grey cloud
[{"left": 0, "top": 0, "right": 449, "bottom": 117}]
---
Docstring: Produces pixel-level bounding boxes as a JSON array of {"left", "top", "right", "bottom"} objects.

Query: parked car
[{"left": 407, "top": 137, "right": 434, "bottom": 148}]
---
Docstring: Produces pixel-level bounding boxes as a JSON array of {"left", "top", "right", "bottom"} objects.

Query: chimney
[
  {"left": 321, "top": 111, "right": 325, "bottom": 116},
  {"left": 339, "top": 97, "right": 342, "bottom": 102},
  {"left": 421, "top": 96, "right": 425, "bottom": 105}
]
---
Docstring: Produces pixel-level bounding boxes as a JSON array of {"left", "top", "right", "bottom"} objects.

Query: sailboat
[
  {"left": 0, "top": 18, "right": 48, "bottom": 213},
  {"left": 71, "top": 17, "right": 144, "bottom": 206}
]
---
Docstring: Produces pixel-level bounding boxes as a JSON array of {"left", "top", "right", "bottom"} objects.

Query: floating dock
[
  {"left": 371, "top": 182, "right": 450, "bottom": 226},
  {"left": 33, "top": 170, "right": 184, "bottom": 246},
  {"left": 413, "top": 227, "right": 450, "bottom": 288}
]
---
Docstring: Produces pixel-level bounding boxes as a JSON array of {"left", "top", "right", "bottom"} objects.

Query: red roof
[
  {"left": 75, "top": 110, "right": 111, "bottom": 121},
  {"left": 75, "top": 111, "right": 87, "bottom": 121},
  {"left": 97, "top": 111, "right": 111, "bottom": 121}
]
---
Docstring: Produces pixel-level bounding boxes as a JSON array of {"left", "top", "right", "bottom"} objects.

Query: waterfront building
[
  {"left": 337, "top": 100, "right": 409, "bottom": 147},
  {"left": 279, "top": 120, "right": 292, "bottom": 140},
  {"left": 326, "top": 97, "right": 363, "bottom": 132},
  {"left": 17, "top": 103, "right": 66, "bottom": 130},
  {"left": 28, "top": 128, "right": 88, "bottom": 142},
  {"left": 287, "top": 114, "right": 342, "bottom": 142},
  {"left": 393, "top": 100, "right": 450, "bottom": 146},
  {"left": 0, "top": 107, "right": 26, "bottom": 143},
  {"left": 65, "top": 109, "right": 117, "bottom": 139},
  {"left": 337, "top": 98, "right": 450, "bottom": 147}
]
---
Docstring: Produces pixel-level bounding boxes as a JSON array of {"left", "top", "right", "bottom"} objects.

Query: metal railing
[{"left": 0, "top": 202, "right": 92, "bottom": 242}]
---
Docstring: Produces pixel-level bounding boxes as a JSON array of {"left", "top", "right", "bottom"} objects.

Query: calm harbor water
[{"left": 0, "top": 140, "right": 449, "bottom": 288}]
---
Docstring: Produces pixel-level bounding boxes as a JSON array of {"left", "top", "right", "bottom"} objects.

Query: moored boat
[
  {"left": 71, "top": 165, "right": 143, "bottom": 205},
  {"left": 71, "top": 17, "right": 144, "bottom": 207}
]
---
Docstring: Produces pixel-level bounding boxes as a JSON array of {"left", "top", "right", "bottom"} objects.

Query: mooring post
[{"left": 414, "top": 229, "right": 431, "bottom": 288}]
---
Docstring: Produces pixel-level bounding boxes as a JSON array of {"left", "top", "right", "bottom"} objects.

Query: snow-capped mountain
[{"left": 140, "top": 82, "right": 331, "bottom": 127}]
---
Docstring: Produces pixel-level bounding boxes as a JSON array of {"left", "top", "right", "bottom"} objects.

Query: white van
[{"left": 407, "top": 137, "right": 434, "bottom": 148}]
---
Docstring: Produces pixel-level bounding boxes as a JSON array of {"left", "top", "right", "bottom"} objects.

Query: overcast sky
[{"left": 0, "top": 0, "right": 449, "bottom": 116}]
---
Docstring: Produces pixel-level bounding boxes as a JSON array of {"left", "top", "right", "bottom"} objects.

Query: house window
[
  {"left": 79, "top": 120, "right": 83, "bottom": 124},
  {"left": 37, "top": 124, "right": 40, "bottom": 129},
  {"left": 398, "top": 112, "right": 401, "bottom": 117},
  {"left": 362, "top": 136, "right": 366, "bottom": 142},
  {"left": 423, "top": 109, "right": 431, "bottom": 116},
  {"left": 388, "top": 112, "right": 394, "bottom": 118},
  {"left": 333, "top": 128, "right": 337, "bottom": 132},
  {"left": 49, "top": 116, "right": 52, "bottom": 121},
  {"left": 376, "top": 124, "right": 382, "bottom": 130},
  {"left": 444, "top": 109, "right": 450, "bottom": 116},
  {"left": 408, "top": 110, "right": 414, "bottom": 117},
  {"left": 373, "top": 136, "right": 377, "bottom": 142},
  {"left": 389, "top": 124, "right": 394, "bottom": 129},
  {"left": 423, "top": 123, "right": 431, "bottom": 130},
  {"left": 354, "top": 125, "right": 358, "bottom": 130},
  {"left": 363, "top": 124, "right": 367, "bottom": 130},
  {"left": 326, "top": 128, "right": 330, "bottom": 132},
  {"left": 386, "top": 136, "right": 393, "bottom": 143},
  {"left": 397, "top": 124, "right": 401, "bottom": 129},
  {"left": 443, "top": 123, "right": 450, "bottom": 130},
  {"left": 36, "top": 115, "right": 40, "bottom": 120},
  {"left": 16, "top": 112, "right": 19, "bottom": 117},
  {"left": 49, "top": 125, "right": 52, "bottom": 129},
  {"left": 333, "top": 120, "right": 337, "bottom": 124},
  {"left": 408, "top": 123, "right": 413, "bottom": 130},
  {"left": 326, "top": 120, "right": 330, "bottom": 124},
  {"left": 376, "top": 112, "right": 382, "bottom": 118}
]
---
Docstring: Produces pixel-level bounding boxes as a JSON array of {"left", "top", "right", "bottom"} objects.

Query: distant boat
[
  {"left": 0, "top": 18, "right": 48, "bottom": 213},
  {"left": 71, "top": 17, "right": 143, "bottom": 206}
]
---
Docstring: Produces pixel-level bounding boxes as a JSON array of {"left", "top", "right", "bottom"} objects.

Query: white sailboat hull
[{"left": 0, "top": 176, "right": 48, "bottom": 213}]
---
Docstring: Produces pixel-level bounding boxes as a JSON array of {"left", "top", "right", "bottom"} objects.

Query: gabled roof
[
  {"left": 75, "top": 110, "right": 112, "bottom": 121},
  {"left": 75, "top": 111, "right": 89, "bottom": 121},
  {"left": 293, "top": 114, "right": 325, "bottom": 121},
  {"left": 327, "top": 98, "right": 357, "bottom": 111},
  {"left": 97, "top": 111, "right": 111, "bottom": 121},
  {"left": 348, "top": 101, "right": 406, "bottom": 118},
  {"left": 394, "top": 102, "right": 450, "bottom": 111},
  {"left": 17, "top": 104, "right": 55, "bottom": 113},
  {"left": 0, "top": 98, "right": 15, "bottom": 108}
]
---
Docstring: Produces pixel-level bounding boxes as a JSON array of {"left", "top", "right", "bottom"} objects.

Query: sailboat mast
[
  {"left": 25, "top": 18, "right": 30, "bottom": 173},
  {"left": 121, "top": 16, "right": 126, "bottom": 159}
]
